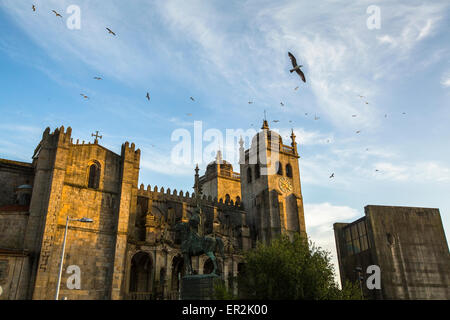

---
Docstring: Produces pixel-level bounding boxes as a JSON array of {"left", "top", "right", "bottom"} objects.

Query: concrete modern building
[
  {"left": 334, "top": 205, "right": 450, "bottom": 300},
  {"left": 0, "top": 121, "right": 306, "bottom": 300}
]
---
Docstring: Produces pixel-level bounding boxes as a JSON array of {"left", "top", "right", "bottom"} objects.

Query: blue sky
[{"left": 1, "top": 0, "right": 449, "bottom": 283}]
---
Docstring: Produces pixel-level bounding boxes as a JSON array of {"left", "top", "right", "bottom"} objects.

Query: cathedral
[{"left": 0, "top": 120, "right": 306, "bottom": 300}]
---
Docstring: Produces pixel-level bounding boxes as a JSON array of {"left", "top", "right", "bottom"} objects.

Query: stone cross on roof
[{"left": 91, "top": 131, "right": 102, "bottom": 144}]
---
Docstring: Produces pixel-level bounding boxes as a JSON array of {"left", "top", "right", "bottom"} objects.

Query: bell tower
[{"left": 240, "top": 121, "right": 306, "bottom": 245}]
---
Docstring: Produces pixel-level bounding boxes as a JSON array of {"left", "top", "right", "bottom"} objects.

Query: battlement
[
  {"left": 137, "top": 184, "right": 243, "bottom": 210},
  {"left": 121, "top": 141, "right": 141, "bottom": 161}
]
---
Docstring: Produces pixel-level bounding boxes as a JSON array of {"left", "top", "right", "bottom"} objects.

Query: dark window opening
[
  {"left": 286, "top": 164, "right": 293, "bottom": 178},
  {"left": 247, "top": 167, "right": 252, "bottom": 183},
  {"left": 88, "top": 163, "right": 100, "bottom": 189},
  {"left": 276, "top": 162, "right": 283, "bottom": 175}
]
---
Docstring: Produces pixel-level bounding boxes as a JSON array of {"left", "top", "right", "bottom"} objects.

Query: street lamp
[
  {"left": 354, "top": 266, "right": 364, "bottom": 299},
  {"left": 55, "top": 216, "right": 94, "bottom": 300}
]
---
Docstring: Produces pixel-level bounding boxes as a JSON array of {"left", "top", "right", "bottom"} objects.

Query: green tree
[{"left": 234, "top": 234, "right": 362, "bottom": 300}]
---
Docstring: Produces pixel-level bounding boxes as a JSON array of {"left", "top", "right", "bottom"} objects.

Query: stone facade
[
  {"left": 334, "top": 205, "right": 450, "bottom": 300},
  {"left": 0, "top": 122, "right": 306, "bottom": 300}
]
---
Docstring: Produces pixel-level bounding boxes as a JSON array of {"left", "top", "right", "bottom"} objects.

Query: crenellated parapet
[
  {"left": 137, "top": 184, "right": 243, "bottom": 210},
  {"left": 121, "top": 141, "right": 141, "bottom": 162}
]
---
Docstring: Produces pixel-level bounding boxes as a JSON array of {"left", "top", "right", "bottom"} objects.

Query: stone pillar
[{"left": 110, "top": 142, "right": 140, "bottom": 300}]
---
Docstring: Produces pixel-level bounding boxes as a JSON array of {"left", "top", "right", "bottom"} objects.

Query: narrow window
[
  {"left": 88, "top": 163, "right": 100, "bottom": 189},
  {"left": 276, "top": 162, "right": 283, "bottom": 175},
  {"left": 255, "top": 164, "right": 261, "bottom": 179},
  {"left": 247, "top": 167, "right": 252, "bottom": 183},
  {"left": 286, "top": 164, "right": 293, "bottom": 178}
]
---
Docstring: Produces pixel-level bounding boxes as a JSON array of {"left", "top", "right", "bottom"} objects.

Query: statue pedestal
[{"left": 181, "top": 274, "right": 221, "bottom": 300}]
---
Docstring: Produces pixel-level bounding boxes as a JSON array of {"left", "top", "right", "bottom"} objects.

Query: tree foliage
[{"left": 234, "top": 234, "right": 362, "bottom": 300}]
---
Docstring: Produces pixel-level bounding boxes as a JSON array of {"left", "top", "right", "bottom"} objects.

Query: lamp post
[
  {"left": 55, "top": 216, "right": 93, "bottom": 300},
  {"left": 354, "top": 266, "right": 365, "bottom": 299}
]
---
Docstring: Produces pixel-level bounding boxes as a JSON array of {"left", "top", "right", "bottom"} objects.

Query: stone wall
[
  {"left": 365, "top": 205, "right": 450, "bottom": 300},
  {"left": 0, "top": 211, "right": 29, "bottom": 250},
  {"left": 0, "top": 159, "right": 34, "bottom": 207}
]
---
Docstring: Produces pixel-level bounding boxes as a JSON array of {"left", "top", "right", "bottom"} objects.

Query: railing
[{"left": 282, "top": 145, "right": 294, "bottom": 154}]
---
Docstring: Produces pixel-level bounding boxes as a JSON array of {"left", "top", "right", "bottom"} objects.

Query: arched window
[
  {"left": 247, "top": 167, "right": 252, "bottom": 183},
  {"left": 276, "top": 161, "right": 283, "bottom": 175},
  {"left": 235, "top": 196, "right": 241, "bottom": 204},
  {"left": 255, "top": 164, "right": 261, "bottom": 179},
  {"left": 88, "top": 162, "right": 100, "bottom": 189},
  {"left": 286, "top": 164, "right": 293, "bottom": 178},
  {"left": 225, "top": 194, "right": 231, "bottom": 203}
]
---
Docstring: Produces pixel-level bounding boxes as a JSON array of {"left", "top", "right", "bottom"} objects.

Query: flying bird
[
  {"left": 352, "top": 114, "right": 357, "bottom": 117},
  {"left": 294, "top": 86, "right": 299, "bottom": 91},
  {"left": 288, "top": 52, "right": 306, "bottom": 83},
  {"left": 52, "top": 10, "right": 62, "bottom": 17},
  {"left": 305, "top": 113, "right": 308, "bottom": 116},
  {"left": 32, "top": 5, "right": 36, "bottom": 12},
  {"left": 146, "top": 92, "right": 150, "bottom": 101},
  {"left": 186, "top": 113, "right": 193, "bottom": 116},
  {"left": 329, "top": 173, "right": 334, "bottom": 178},
  {"left": 248, "top": 101, "right": 253, "bottom": 104},
  {"left": 106, "top": 28, "right": 116, "bottom": 36},
  {"left": 190, "top": 97, "right": 195, "bottom": 101},
  {"left": 314, "top": 114, "right": 320, "bottom": 120},
  {"left": 356, "top": 130, "right": 361, "bottom": 134},
  {"left": 365, "top": 102, "right": 369, "bottom": 105},
  {"left": 385, "top": 114, "right": 388, "bottom": 118},
  {"left": 93, "top": 77, "right": 102, "bottom": 80},
  {"left": 273, "top": 120, "right": 280, "bottom": 123},
  {"left": 280, "top": 102, "right": 284, "bottom": 106},
  {"left": 80, "top": 94, "right": 89, "bottom": 100},
  {"left": 358, "top": 95, "right": 365, "bottom": 98}
]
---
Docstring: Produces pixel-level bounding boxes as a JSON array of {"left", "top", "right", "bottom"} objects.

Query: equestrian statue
[{"left": 175, "top": 204, "right": 225, "bottom": 276}]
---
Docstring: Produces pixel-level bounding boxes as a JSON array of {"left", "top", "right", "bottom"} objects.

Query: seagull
[
  {"left": 294, "top": 86, "right": 299, "bottom": 91},
  {"left": 365, "top": 102, "right": 369, "bottom": 105},
  {"left": 146, "top": 92, "right": 150, "bottom": 101},
  {"left": 106, "top": 28, "right": 116, "bottom": 36},
  {"left": 280, "top": 102, "right": 284, "bottom": 106},
  {"left": 329, "top": 173, "right": 334, "bottom": 178},
  {"left": 190, "top": 97, "right": 195, "bottom": 101},
  {"left": 52, "top": 10, "right": 62, "bottom": 17},
  {"left": 288, "top": 52, "right": 306, "bottom": 83},
  {"left": 352, "top": 114, "right": 357, "bottom": 117},
  {"left": 358, "top": 95, "right": 365, "bottom": 98},
  {"left": 385, "top": 114, "right": 388, "bottom": 118},
  {"left": 305, "top": 113, "right": 308, "bottom": 116},
  {"left": 80, "top": 94, "right": 89, "bottom": 100},
  {"left": 375, "top": 169, "right": 379, "bottom": 172},
  {"left": 32, "top": 5, "right": 36, "bottom": 12},
  {"left": 273, "top": 120, "right": 280, "bottom": 123},
  {"left": 327, "top": 139, "right": 330, "bottom": 143},
  {"left": 402, "top": 112, "right": 406, "bottom": 115},
  {"left": 248, "top": 101, "right": 253, "bottom": 104},
  {"left": 356, "top": 130, "right": 361, "bottom": 134},
  {"left": 93, "top": 77, "right": 102, "bottom": 80}
]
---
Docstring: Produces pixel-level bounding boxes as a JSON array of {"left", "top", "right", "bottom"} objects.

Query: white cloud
[
  {"left": 373, "top": 161, "right": 450, "bottom": 182},
  {"left": 304, "top": 202, "right": 361, "bottom": 285},
  {"left": 441, "top": 72, "right": 450, "bottom": 87}
]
